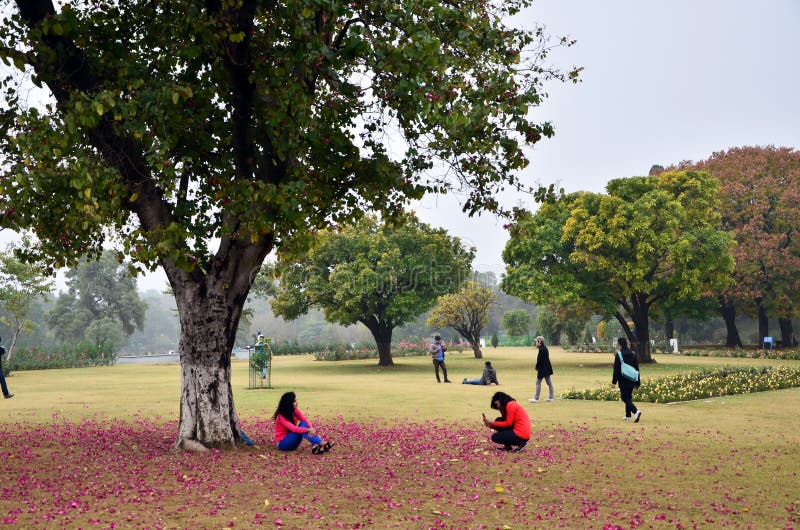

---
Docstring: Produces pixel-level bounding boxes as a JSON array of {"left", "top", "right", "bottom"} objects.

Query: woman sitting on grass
[
  {"left": 273, "top": 391, "right": 333, "bottom": 454},
  {"left": 482, "top": 391, "right": 531, "bottom": 452}
]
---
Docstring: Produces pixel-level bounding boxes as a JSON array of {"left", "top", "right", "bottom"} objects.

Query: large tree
[
  {"left": 672, "top": 146, "right": 800, "bottom": 347},
  {"left": 0, "top": 244, "right": 53, "bottom": 365},
  {"left": 426, "top": 280, "right": 495, "bottom": 358},
  {"left": 271, "top": 213, "right": 473, "bottom": 365},
  {"left": 503, "top": 171, "right": 735, "bottom": 361},
  {"left": 47, "top": 250, "right": 146, "bottom": 344},
  {"left": 0, "top": 0, "right": 577, "bottom": 449}
]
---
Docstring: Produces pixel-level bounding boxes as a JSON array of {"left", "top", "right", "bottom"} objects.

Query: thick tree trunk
[
  {"left": 778, "top": 317, "right": 796, "bottom": 347},
  {"left": 177, "top": 359, "right": 237, "bottom": 450},
  {"left": 453, "top": 326, "right": 483, "bottom": 358},
  {"left": 164, "top": 238, "right": 270, "bottom": 451},
  {"left": 363, "top": 320, "right": 394, "bottom": 366},
  {"left": 550, "top": 326, "right": 562, "bottom": 346},
  {"left": 756, "top": 299, "right": 769, "bottom": 346},
  {"left": 664, "top": 318, "right": 674, "bottom": 340},
  {"left": 719, "top": 297, "right": 742, "bottom": 348},
  {"left": 173, "top": 288, "right": 243, "bottom": 451},
  {"left": 617, "top": 296, "right": 653, "bottom": 363},
  {"left": 470, "top": 332, "right": 483, "bottom": 359},
  {"left": 633, "top": 313, "right": 652, "bottom": 363}
]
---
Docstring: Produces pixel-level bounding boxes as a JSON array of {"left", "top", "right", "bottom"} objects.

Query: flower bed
[
  {"left": 682, "top": 347, "right": 800, "bottom": 360},
  {"left": 561, "top": 365, "right": 800, "bottom": 403}
]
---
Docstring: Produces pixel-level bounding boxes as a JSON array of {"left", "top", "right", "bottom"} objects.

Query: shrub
[
  {"left": 10, "top": 342, "right": 117, "bottom": 371},
  {"left": 497, "top": 335, "right": 535, "bottom": 347}
]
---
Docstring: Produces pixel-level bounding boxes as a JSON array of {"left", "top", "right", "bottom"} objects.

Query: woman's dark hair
[
  {"left": 618, "top": 337, "right": 628, "bottom": 348},
  {"left": 273, "top": 391, "right": 297, "bottom": 421},
  {"left": 490, "top": 391, "right": 515, "bottom": 411}
]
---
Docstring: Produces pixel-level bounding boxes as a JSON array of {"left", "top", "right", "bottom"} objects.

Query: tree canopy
[
  {"left": 426, "top": 280, "right": 495, "bottom": 358},
  {"left": 47, "top": 250, "right": 146, "bottom": 349},
  {"left": 501, "top": 309, "right": 531, "bottom": 337},
  {"left": 271, "top": 213, "right": 473, "bottom": 365},
  {"left": 503, "top": 170, "right": 735, "bottom": 361},
  {"left": 671, "top": 146, "right": 800, "bottom": 346},
  {"left": 0, "top": 0, "right": 577, "bottom": 449}
]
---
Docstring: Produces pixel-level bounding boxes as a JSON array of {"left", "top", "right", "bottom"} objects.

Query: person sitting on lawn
[
  {"left": 481, "top": 391, "right": 531, "bottom": 452},
  {"left": 273, "top": 391, "right": 333, "bottom": 454},
  {"left": 462, "top": 361, "right": 500, "bottom": 385}
]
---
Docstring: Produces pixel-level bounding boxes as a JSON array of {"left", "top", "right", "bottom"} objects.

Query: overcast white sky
[
  {"left": 415, "top": 0, "right": 800, "bottom": 277},
  {"left": 3, "top": 0, "right": 799, "bottom": 292}
]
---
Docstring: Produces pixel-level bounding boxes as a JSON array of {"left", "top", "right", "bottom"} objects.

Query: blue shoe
[{"left": 239, "top": 430, "right": 254, "bottom": 446}]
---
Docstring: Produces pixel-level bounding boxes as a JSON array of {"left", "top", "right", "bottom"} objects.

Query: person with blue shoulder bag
[{"left": 611, "top": 337, "right": 641, "bottom": 422}]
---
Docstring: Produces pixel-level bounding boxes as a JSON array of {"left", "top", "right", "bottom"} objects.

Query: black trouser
[
  {"left": 0, "top": 364, "right": 10, "bottom": 397},
  {"left": 433, "top": 359, "right": 448, "bottom": 382},
  {"left": 620, "top": 384, "right": 638, "bottom": 417},
  {"left": 491, "top": 428, "right": 527, "bottom": 449}
]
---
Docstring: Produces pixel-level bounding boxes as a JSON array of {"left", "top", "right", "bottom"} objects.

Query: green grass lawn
[
  {"left": 4, "top": 346, "right": 796, "bottom": 425},
  {"left": 1, "top": 347, "right": 798, "bottom": 528}
]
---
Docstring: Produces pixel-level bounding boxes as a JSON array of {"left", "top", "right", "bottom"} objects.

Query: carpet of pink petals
[{"left": 1, "top": 417, "right": 797, "bottom": 529}]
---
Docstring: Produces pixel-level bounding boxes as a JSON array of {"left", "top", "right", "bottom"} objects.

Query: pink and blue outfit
[{"left": 274, "top": 408, "right": 323, "bottom": 451}]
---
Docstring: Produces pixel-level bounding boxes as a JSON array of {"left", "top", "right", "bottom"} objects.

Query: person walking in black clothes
[
  {"left": 612, "top": 337, "right": 641, "bottom": 422},
  {"left": 1, "top": 336, "right": 14, "bottom": 399},
  {"left": 529, "top": 336, "right": 554, "bottom": 402}
]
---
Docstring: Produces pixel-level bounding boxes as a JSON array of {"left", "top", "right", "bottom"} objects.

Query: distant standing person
[
  {"left": 430, "top": 335, "right": 451, "bottom": 383},
  {"left": 482, "top": 391, "right": 530, "bottom": 452},
  {"left": 1, "top": 336, "right": 13, "bottom": 399},
  {"left": 529, "top": 336, "right": 554, "bottom": 402},
  {"left": 273, "top": 391, "right": 333, "bottom": 453},
  {"left": 612, "top": 337, "right": 641, "bottom": 422},
  {"left": 462, "top": 361, "right": 500, "bottom": 385}
]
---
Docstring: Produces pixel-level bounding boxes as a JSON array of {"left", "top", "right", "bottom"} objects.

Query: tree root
[{"left": 173, "top": 437, "right": 209, "bottom": 453}]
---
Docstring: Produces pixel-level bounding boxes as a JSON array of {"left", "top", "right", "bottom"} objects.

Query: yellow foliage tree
[{"left": 426, "top": 281, "right": 495, "bottom": 358}]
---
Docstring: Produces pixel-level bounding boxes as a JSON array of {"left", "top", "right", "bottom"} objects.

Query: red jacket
[{"left": 491, "top": 400, "right": 531, "bottom": 440}]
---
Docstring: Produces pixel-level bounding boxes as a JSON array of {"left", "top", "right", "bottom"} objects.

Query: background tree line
[{"left": 502, "top": 146, "right": 800, "bottom": 361}]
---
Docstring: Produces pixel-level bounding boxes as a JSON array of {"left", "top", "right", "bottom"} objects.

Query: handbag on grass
[{"left": 617, "top": 350, "right": 639, "bottom": 382}]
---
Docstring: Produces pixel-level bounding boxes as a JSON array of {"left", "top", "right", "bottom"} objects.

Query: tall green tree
[
  {"left": 84, "top": 317, "right": 127, "bottom": 354},
  {"left": 504, "top": 171, "right": 735, "bottom": 361},
  {"left": 271, "top": 214, "right": 473, "bottom": 365},
  {"left": 426, "top": 281, "right": 495, "bottom": 358},
  {"left": 0, "top": 245, "right": 53, "bottom": 364},
  {"left": 501, "top": 309, "right": 531, "bottom": 337},
  {"left": 0, "top": 0, "right": 577, "bottom": 449},
  {"left": 48, "top": 251, "right": 146, "bottom": 345}
]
